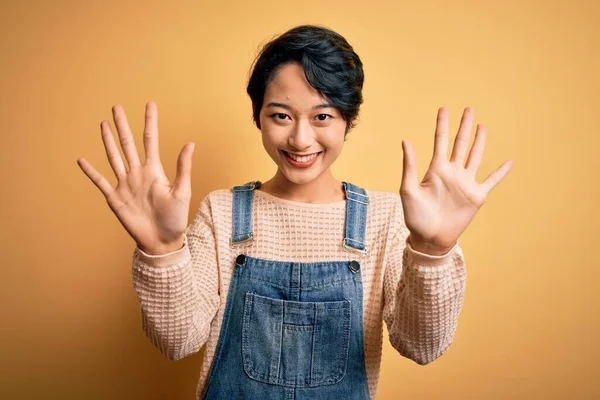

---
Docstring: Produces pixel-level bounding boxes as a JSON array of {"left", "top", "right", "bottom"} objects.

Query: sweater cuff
[
  {"left": 405, "top": 236, "right": 459, "bottom": 266},
  {"left": 135, "top": 235, "right": 190, "bottom": 268}
]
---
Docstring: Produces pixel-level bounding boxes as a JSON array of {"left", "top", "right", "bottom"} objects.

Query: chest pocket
[{"left": 241, "top": 292, "right": 351, "bottom": 387}]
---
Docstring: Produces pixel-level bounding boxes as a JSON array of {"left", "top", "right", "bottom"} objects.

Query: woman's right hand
[{"left": 77, "top": 101, "right": 195, "bottom": 255}]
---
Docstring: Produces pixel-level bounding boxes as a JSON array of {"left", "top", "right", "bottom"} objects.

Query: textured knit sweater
[{"left": 131, "top": 187, "right": 467, "bottom": 400}]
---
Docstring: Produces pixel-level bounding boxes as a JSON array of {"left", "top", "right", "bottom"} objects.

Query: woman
[{"left": 77, "top": 24, "right": 513, "bottom": 400}]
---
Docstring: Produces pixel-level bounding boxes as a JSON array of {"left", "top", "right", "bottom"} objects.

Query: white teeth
[{"left": 287, "top": 152, "right": 319, "bottom": 163}]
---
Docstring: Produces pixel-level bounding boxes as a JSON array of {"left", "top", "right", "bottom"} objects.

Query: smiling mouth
[{"left": 282, "top": 150, "right": 322, "bottom": 161}]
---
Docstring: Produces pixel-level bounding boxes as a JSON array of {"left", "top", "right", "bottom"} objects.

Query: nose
[{"left": 288, "top": 118, "right": 314, "bottom": 151}]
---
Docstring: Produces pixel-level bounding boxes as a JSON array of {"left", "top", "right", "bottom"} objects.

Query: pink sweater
[{"left": 131, "top": 187, "right": 467, "bottom": 400}]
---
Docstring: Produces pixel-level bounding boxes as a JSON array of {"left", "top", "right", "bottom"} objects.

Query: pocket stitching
[{"left": 241, "top": 292, "right": 351, "bottom": 387}]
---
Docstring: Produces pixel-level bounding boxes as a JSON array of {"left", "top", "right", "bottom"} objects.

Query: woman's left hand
[{"left": 399, "top": 106, "right": 514, "bottom": 256}]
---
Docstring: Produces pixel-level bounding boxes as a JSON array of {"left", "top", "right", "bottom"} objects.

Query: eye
[
  {"left": 316, "top": 114, "right": 332, "bottom": 121},
  {"left": 270, "top": 113, "right": 290, "bottom": 121}
]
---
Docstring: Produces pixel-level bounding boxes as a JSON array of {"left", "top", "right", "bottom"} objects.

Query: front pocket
[{"left": 241, "top": 292, "right": 351, "bottom": 387}]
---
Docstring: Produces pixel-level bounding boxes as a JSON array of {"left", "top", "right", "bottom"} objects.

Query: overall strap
[
  {"left": 341, "top": 181, "right": 369, "bottom": 254},
  {"left": 230, "top": 180, "right": 262, "bottom": 246},
  {"left": 230, "top": 180, "right": 368, "bottom": 253}
]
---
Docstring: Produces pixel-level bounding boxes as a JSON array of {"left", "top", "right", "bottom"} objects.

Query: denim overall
[{"left": 202, "top": 180, "right": 371, "bottom": 400}]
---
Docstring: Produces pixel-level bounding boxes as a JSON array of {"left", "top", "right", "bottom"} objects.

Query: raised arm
[
  {"left": 77, "top": 101, "right": 219, "bottom": 360},
  {"left": 383, "top": 105, "right": 511, "bottom": 364}
]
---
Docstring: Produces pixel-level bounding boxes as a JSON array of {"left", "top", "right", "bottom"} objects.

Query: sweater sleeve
[
  {"left": 130, "top": 193, "right": 220, "bottom": 360},
  {"left": 382, "top": 196, "right": 467, "bottom": 365}
]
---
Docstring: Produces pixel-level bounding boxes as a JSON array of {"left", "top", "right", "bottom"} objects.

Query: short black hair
[{"left": 246, "top": 24, "right": 364, "bottom": 138}]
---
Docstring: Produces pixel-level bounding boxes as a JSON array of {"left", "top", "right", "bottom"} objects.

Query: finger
[
  {"left": 400, "top": 140, "right": 419, "bottom": 194},
  {"left": 432, "top": 106, "right": 450, "bottom": 163},
  {"left": 143, "top": 101, "right": 162, "bottom": 166},
  {"left": 172, "top": 142, "right": 195, "bottom": 199},
  {"left": 481, "top": 160, "right": 514, "bottom": 194},
  {"left": 100, "top": 120, "right": 127, "bottom": 181},
  {"left": 112, "top": 104, "right": 142, "bottom": 169},
  {"left": 77, "top": 157, "right": 114, "bottom": 198},
  {"left": 465, "top": 124, "right": 486, "bottom": 174},
  {"left": 450, "top": 107, "right": 475, "bottom": 165}
]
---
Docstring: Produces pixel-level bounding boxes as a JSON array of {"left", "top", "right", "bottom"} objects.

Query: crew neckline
[{"left": 254, "top": 189, "right": 347, "bottom": 208}]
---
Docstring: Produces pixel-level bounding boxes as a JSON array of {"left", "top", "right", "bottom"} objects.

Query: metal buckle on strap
[
  {"left": 343, "top": 237, "right": 368, "bottom": 254},
  {"left": 230, "top": 232, "right": 254, "bottom": 247},
  {"left": 344, "top": 188, "right": 369, "bottom": 205}
]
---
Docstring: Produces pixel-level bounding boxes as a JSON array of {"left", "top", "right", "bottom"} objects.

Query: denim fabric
[{"left": 203, "top": 181, "right": 371, "bottom": 400}]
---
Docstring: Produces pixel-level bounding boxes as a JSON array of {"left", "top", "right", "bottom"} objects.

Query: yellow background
[{"left": 1, "top": 0, "right": 597, "bottom": 398}]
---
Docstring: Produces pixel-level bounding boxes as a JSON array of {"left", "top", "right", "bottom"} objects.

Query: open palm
[
  {"left": 400, "top": 107, "right": 514, "bottom": 255},
  {"left": 77, "top": 101, "right": 195, "bottom": 255}
]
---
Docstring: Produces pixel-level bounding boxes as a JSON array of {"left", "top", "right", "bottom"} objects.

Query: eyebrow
[{"left": 265, "top": 102, "right": 335, "bottom": 111}]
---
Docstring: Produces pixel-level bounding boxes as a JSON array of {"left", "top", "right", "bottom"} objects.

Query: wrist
[
  {"left": 141, "top": 235, "right": 186, "bottom": 255},
  {"left": 407, "top": 234, "right": 455, "bottom": 256}
]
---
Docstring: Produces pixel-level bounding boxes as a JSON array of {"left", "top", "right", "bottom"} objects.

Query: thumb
[
  {"left": 400, "top": 140, "right": 419, "bottom": 194},
  {"left": 173, "top": 142, "right": 194, "bottom": 198}
]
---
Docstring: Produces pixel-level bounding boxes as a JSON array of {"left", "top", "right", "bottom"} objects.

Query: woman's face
[{"left": 258, "top": 62, "right": 348, "bottom": 186}]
